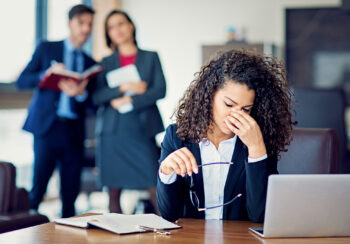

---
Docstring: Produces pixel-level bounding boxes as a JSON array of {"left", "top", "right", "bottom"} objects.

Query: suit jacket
[
  {"left": 92, "top": 49, "right": 166, "bottom": 138},
  {"left": 16, "top": 40, "right": 96, "bottom": 137},
  {"left": 156, "top": 124, "right": 278, "bottom": 223}
]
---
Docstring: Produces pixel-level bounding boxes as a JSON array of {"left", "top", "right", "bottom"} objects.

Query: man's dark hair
[{"left": 68, "top": 4, "right": 95, "bottom": 20}]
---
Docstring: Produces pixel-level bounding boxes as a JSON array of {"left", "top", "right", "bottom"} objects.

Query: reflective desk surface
[{"left": 0, "top": 214, "right": 349, "bottom": 244}]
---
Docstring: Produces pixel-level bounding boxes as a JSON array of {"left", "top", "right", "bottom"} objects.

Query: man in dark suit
[{"left": 16, "top": 4, "right": 96, "bottom": 217}]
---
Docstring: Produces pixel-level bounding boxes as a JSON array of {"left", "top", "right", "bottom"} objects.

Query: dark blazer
[
  {"left": 16, "top": 40, "right": 96, "bottom": 137},
  {"left": 157, "top": 124, "right": 278, "bottom": 223},
  {"left": 92, "top": 49, "right": 166, "bottom": 138}
]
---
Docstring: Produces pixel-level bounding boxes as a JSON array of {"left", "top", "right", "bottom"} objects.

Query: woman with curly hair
[{"left": 156, "top": 49, "right": 294, "bottom": 223}]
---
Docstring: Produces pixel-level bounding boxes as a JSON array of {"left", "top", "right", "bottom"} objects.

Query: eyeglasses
[{"left": 188, "top": 162, "right": 242, "bottom": 211}]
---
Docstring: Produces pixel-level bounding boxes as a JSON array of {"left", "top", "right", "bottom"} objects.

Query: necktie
[
  {"left": 70, "top": 49, "right": 79, "bottom": 114},
  {"left": 72, "top": 49, "right": 78, "bottom": 72}
]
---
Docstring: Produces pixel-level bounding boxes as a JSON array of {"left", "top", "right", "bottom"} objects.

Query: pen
[{"left": 137, "top": 225, "right": 171, "bottom": 235}]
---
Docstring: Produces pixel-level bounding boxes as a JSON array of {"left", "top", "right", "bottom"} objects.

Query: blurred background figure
[
  {"left": 92, "top": 10, "right": 166, "bottom": 214},
  {"left": 15, "top": 4, "right": 96, "bottom": 218}
]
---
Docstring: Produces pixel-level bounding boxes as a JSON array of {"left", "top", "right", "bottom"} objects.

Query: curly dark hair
[{"left": 175, "top": 49, "right": 295, "bottom": 158}]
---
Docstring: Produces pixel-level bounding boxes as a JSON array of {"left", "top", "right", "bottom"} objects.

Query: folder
[
  {"left": 106, "top": 64, "right": 141, "bottom": 88},
  {"left": 54, "top": 213, "right": 181, "bottom": 235}
]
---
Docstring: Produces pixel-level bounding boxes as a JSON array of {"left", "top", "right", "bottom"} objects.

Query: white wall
[{"left": 122, "top": 0, "right": 340, "bottom": 129}]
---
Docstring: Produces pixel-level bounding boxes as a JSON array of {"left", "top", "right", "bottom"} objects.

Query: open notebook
[
  {"left": 54, "top": 213, "right": 181, "bottom": 235},
  {"left": 39, "top": 64, "right": 102, "bottom": 91}
]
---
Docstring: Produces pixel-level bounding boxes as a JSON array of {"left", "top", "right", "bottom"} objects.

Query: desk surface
[{"left": 0, "top": 217, "right": 349, "bottom": 244}]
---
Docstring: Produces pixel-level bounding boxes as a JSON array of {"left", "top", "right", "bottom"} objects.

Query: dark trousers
[{"left": 30, "top": 118, "right": 83, "bottom": 218}]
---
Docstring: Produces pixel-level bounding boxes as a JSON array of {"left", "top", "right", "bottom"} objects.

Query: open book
[
  {"left": 39, "top": 64, "right": 103, "bottom": 91},
  {"left": 54, "top": 213, "right": 181, "bottom": 235}
]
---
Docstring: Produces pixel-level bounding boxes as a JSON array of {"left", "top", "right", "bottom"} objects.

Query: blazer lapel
[
  {"left": 109, "top": 51, "right": 121, "bottom": 70},
  {"left": 134, "top": 49, "right": 145, "bottom": 81},
  {"left": 54, "top": 41, "right": 64, "bottom": 64},
  {"left": 185, "top": 141, "right": 205, "bottom": 210},
  {"left": 223, "top": 138, "right": 247, "bottom": 215}
]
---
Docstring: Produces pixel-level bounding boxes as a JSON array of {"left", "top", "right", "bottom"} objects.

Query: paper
[
  {"left": 54, "top": 213, "right": 181, "bottom": 235},
  {"left": 106, "top": 64, "right": 141, "bottom": 88},
  {"left": 54, "top": 215, "right": 91, "bottom": 228}
]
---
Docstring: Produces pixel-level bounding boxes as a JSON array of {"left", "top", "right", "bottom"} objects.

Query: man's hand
[
  {"left": 43, "top": 62, "right": 66, "bottom": 78},
  {"left": 58, "top": 79, "right": 88, "bottom": 97}
]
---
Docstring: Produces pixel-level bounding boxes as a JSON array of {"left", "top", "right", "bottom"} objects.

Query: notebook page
[
  {"left": 54, "top": 215, "right": 92, "bottom": 228},
  {"left": 88, "top": 213, "right": 181, "bottom": 235}
]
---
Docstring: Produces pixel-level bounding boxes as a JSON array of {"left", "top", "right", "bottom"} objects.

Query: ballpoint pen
[{"left": 137, "top": 225, "right": 171, "bottom": 235}]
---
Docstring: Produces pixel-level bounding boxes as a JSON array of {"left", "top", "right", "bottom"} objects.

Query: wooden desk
[{"left": 0, "top": 217, "right": 349, "bottom": 244}]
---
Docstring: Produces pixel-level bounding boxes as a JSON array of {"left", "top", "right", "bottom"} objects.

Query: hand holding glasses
[
  {"left": 160, "top": 147, "right": 199, "bottom": 177},
  {"left": 160, "top": 148, "right": 242, "bottom": 211}
]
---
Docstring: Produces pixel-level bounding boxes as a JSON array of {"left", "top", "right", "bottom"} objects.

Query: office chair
[
  {"left": 0, "top": 161, "right": 49, "bottom": 233},
  {"left": 292, "top": 87, "right": 348, "bottom": 172},
  {"left": 278, "top": 128, "right": 339, "bottom": 174}
]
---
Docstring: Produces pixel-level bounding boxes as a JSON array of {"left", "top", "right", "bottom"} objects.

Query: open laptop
[{"left": 249, "top": 174, "right": 350, "bottom": 238}]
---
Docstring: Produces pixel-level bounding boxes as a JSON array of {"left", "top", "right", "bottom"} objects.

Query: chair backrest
[
  {"left": 278, "top": 128, "right": 339, "bottom": 174},
  {"left": 0, "top": 162, "right": 16, "bottom": 214},
  {"left": 292, "top": 87, "right": 347, "bottom": 172}
]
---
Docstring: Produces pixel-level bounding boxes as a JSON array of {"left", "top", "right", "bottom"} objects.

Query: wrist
[
  {"left": 123, "top": 95, "right": 132, "bottom": 103},
  {"left": 248, "top": 143, "right": 267, "bottom": 158}
]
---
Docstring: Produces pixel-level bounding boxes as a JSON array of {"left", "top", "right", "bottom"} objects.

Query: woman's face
[
  {"left": 211, "top": 80, "right": 255, "bottom": 136},
  {"left": 107, "top": 13, "right": 134, "bottom": 46}
]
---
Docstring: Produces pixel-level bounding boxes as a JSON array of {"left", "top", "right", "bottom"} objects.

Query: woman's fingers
[
  {"left": 180, "top": 147, "right": 199, "bottom": 174},
  {"left": 226, "top": 114, "right": 244, "bottom": 130},
  {"left": 175, "top": 150, "right": 194, "bottom": 176},
  {"left": 171, "top": 152, "right": 188, "bottom": 177},
  {"left": 163, "top": 160, "right": 181, "bottom": 176},
  {"left": 224, "top": 117, "right": 239, "bottom": 135},
  {"left": 231, "top": 111, "right": 250, "bottom": 126},
  {"left": 161, "top": 147, "right": 198, "bottom": 177}
]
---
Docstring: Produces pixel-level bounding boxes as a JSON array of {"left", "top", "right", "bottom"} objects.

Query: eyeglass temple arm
[
  {"left": 197, "top": 193, "right": 242, "bottom": 212},
  {"left": 198, "top": 162, "right": 234, "bottom": 168}
]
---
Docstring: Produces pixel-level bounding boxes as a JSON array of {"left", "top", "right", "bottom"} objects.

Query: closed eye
[{"left": 224, "top": 101, "right": 232, "bottom": 107}]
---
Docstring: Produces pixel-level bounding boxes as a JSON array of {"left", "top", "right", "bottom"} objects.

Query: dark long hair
[
  {"left": 104, "top": 10, "right": 138, "bottom": 50},
  {"left": 175, "top": 49, "right": 296, "bottom": 158}
]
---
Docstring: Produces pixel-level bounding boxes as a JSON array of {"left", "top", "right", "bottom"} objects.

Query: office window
[
  {"left": 47, "top": 0, "right": 82, "bottom": 41},
  {"left": 0, "top": 0, "right": 35, "bottom": 82}
]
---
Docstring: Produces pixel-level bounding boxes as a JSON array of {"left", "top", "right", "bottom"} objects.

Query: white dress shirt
[{"left": 159, "top": 136, "right": 267, "bottom": 220}]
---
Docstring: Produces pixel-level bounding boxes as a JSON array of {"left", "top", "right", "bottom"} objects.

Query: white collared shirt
[{"left": 159, "top": 136, "right": 267, "bottom": 219}]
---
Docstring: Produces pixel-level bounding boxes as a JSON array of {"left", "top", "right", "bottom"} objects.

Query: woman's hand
[
  {"left": 110, "top": 95, "right": 132, "bottom": 110},
  {"left": 119, "top": 81, "right": 147, "bottom": 94},
  {"left": 224, "top": 109, "right": 267, "bottom": 158},
  {"left": 160, "top": 147, "right": 199, "bottom": 177}
]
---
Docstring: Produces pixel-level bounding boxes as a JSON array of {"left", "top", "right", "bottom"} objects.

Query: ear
[{"left": 68, "top": 19, "right": 73, "bottom": 30}]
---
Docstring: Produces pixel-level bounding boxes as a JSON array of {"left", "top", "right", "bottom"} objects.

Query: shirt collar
[
  {"left": 199, "top": 135, "right": 237, "bottom": 148},
  {"left": 64, "top": 38, "right": 81, "bottom": 53}
]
